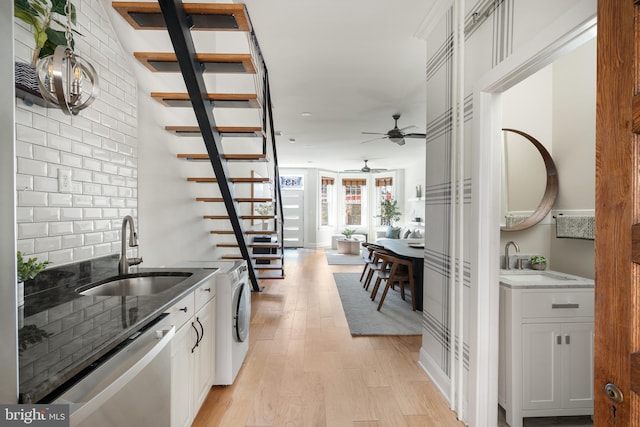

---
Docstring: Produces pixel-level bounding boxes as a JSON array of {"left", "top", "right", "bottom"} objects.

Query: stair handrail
[{"left": 245, "top": 10, "right": 285, "bottom": 272}]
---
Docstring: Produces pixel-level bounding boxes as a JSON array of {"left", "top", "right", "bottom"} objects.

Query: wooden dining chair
[
  {"left": 360, "top": 243, "right": 385, "bottom": 282},
  {"left": 370, "top": 253, "right": 416, "bottom": 311},
  {"left": 362, "top": 247, "right": 390, "bottom": 291}
]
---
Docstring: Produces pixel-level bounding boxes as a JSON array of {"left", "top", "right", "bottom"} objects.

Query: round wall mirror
[{"left": 501, "top": 128, "right": 558, "bottom": 231}]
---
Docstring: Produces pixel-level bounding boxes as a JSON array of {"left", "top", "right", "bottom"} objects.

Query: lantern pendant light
[{"left": 35, "top": 0, "right": 98, "bottom": 115}]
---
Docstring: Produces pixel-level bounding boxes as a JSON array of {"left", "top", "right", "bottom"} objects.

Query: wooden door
[{"left": 595, "top": 0, "right": 640, "bottom": 424}]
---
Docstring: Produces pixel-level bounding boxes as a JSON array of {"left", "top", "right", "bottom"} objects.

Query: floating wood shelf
[
  {"left": 134, "top": 52, "right": 256, "bottom": 74},
  {"left": 151, "top": 92, "right": 260, "bottom": 108},
  {"left": 112, "top": 2, "right": 250, "bottom": 31},
  {"left": 165, "top": 126, "right": 264, "bottom": 137},
  {"left": 178, "top": 153, "right": 266, "bottom": 161}
]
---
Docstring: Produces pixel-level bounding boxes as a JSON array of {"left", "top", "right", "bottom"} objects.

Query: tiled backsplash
[{"left": 14, "top": 0, "right": 138, "bottom": 266}]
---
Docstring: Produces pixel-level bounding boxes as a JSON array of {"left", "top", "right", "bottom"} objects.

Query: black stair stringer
[{"left": 158, "top": 0, "right": 261, "bottom": 292}]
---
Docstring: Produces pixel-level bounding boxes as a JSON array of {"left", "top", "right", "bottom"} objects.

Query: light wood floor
[{"left": 192, "top": 248, "right": 464, "bottom": 427}]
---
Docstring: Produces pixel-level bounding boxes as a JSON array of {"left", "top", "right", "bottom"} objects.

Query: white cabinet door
[
  {"left": 193, "top": 298, "right": 215, "bottom": 410},
  {"left": 171, "top": 323, "right": 193, "bottom": 427},
  {"left": 522, "top": 323, "right": 562, "bottom": 410},
  {"left": 561, "top": 322, "right": 594, "bottom": 408}
]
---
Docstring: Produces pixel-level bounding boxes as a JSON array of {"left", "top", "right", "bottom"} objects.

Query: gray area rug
[
  {"left": 325, "top": 250, "right": 364, "bottom": 265},
  {"left": 333, "top": 273, "right": 422, "bottom": 336}
]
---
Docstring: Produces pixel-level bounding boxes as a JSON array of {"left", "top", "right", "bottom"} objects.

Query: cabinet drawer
[
  {"left": 521, "top": 291, "right": 594, "bottom": 319},
  {"left": 194, "top": 277, "right": 215, "bottom": 312},
  {"left": 166, "top": 292, "right": 195, "bottom": 329}
]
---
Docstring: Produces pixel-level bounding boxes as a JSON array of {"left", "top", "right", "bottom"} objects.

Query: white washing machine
[
  {"left": 173, "top": 260, "right": 251, "bottom": 385},
  {"left": 212, "top": 260, "right": 250, "bottom": 385}
]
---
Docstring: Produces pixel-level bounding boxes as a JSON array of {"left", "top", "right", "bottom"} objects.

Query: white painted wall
[{"left": 549, "top": 37, "right": 596, "bottom": 279}]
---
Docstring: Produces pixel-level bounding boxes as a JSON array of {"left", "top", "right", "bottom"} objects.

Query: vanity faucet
[
  {"left": 119, "top": 215, "right": 142, "bottom": 274},
  {"left": 504, "top": 240, "right": 521, "bottom": 270}
]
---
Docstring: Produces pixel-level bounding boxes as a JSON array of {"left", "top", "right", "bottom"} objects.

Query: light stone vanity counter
[{"left": 499, "top": 269, "right": 594, "bottom": 289}]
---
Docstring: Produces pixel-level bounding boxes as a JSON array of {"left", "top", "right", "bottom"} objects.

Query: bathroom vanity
[{"left": 499, "top": 270, "right": 594, "bottom": 427}]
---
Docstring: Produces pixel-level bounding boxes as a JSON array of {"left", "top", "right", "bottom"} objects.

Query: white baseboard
[{"left": 418, "top": 346, "right": 452, "bottom": 407}]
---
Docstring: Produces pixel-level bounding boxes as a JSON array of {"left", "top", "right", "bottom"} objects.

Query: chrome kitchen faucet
[{"left": 119, "top": 215, "right": 142, "bottom": 274}]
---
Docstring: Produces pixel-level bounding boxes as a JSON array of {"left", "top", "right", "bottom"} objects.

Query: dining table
[{"left": 375, "top": 237, "right": 425, "bottom": 311}]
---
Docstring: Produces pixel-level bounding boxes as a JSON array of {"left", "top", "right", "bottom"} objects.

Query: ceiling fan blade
[
  {"left": 360, "top": 135, "right": 389, "bottom": 144},
  {"left": 404, "top": 133, "right": 427, "bottom": 138},
  {"left": 361, "top": 131, "right": 387, "bottom": 135},
  {"left": 398, "top": 125, "right": 416, "bottom": 132}
]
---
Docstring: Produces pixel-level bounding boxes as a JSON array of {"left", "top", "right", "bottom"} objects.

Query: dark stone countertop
[{"left": 18, "top": 255, "right": 218, "bottom": 403}]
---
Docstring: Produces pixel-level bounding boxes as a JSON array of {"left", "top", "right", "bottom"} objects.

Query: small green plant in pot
[
  {"left": 529, "top": 255, "right": 547, "bottom": 270},
  {"left": 342, "top": 228, "right": 356, "bottom": 239},
  {"left": 254, "top": 202, "right": 273, "bottom": 230},
  {"left": 17, "top": 251, "right": 50, "bottom": 306}
]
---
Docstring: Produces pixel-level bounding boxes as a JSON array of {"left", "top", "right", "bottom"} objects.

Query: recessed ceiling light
[
  {"left": 301, "top": 112, "right": 312, "bottom": 117},
  {"left": 289, "top": 138, "right": 297, "bottom": 143}
]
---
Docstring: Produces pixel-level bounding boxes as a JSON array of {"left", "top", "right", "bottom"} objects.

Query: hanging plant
[{"left": 14, "top": 0, "right": 78, "bottom": 66}]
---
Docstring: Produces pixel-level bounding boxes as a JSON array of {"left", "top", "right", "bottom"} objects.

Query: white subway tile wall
[{"left": 14, "top": 0, "right": 138, "bottom": 265}]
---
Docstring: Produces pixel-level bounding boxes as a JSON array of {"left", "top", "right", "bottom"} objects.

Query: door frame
[{"left": 469, "top": 4, "right": 596, "bottom": 425}]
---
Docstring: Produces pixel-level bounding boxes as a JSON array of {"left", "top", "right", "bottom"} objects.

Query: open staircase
[{"left": 112, "top": 1, "right": 285, "bottom": 290}]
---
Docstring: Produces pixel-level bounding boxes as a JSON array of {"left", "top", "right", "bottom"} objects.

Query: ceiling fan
[
  {"left": 361, "top": 113, "right": 426, "bottom": 145},
  {"left": 343, "top": 160, "right": 387, "bottom": 173}
]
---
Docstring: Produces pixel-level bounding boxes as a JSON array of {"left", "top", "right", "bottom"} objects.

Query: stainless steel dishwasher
[{"left": 53, "top": 313, "right": 174, "bottom": 427}]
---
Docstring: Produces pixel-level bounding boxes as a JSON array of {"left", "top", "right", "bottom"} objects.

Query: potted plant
[
  {"left": 529, "top": 255, "right": 547, "bottom": 271},
  {"left": 255, "top": 202, "right": 273, "bottom": 230},
  {"left": 14, "top": 0, "right": 79, "bottom": 100},
  {"left": 341, "top": 228, "right": 356, "bottom": 239},
  {"left": 17, "top": 251, "right": 50, "bottom": 306},
  {"left": 377, "top": 198, "right": 402, "bottom": 226}
]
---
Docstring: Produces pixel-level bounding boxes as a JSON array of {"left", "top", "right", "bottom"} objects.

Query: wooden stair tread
[
  {"left": 196, "top": 197, "right": 272, "bottom": 203},
  {"left": 112, "top": 2, "right": 250, "bottom": 31},
  {"left": 255, "top": 262, "right": 285, "bottom": 270},
  {"left": 166, "top": 126, "right": 264, "bottom": 137},
  {"left": 221, "top": 254, "right": 283, "bottom": 261},
  {"left": 177, "top": 153, "right": 267, "bottom": 161},
  {"left": 203, "top": 215, "right": 275, "bottom": 220},
  {"left": 257, "top": 272, "right": 285, "bottom": 280},
  {"left": 209, "top": 230, "right": 276, "bottom": 235},
  {"left": 151, "top": 92, "right": 260, "bottom": 108},
  {"left": 134, "top": 52, "right": 256, "bottom": 74},
  {"left": 216, "top": 242, "right": 279, "bottom": 248},
  {"left": 188, "top": 177, "right": 270, "bottom": 183}
]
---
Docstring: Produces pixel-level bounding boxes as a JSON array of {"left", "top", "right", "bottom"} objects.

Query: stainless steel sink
[{"left": 78, "top": 271, "right": 193, "bottom": 296}]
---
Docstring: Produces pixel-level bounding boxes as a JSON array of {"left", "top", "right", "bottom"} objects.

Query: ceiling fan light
[{"left": 389, "top": 136, "right": 404, "bottom": 143}]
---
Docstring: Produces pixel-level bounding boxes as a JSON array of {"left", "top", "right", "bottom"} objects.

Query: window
[
  {"left": 342, "top": 178, "right": 366, "bottom": 226},
  {"left": 375, "top": 177, "right": 394, "bottom": 226},
  {"left": 320, "top": 177, "right": 334, "bottom": 226}
]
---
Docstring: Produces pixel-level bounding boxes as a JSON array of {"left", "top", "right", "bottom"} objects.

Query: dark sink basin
[{"left": 77, "top": 271, "right": 193, "bottom": 296}]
